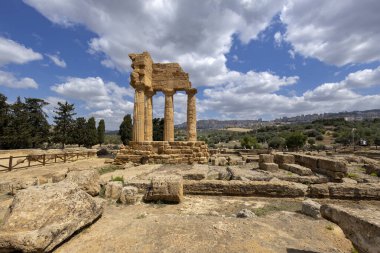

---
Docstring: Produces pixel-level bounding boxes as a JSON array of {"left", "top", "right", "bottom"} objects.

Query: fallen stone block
[
  {"left": 259, "top": 154, "right": 274, "bottom": 163},
  {"left": 183, "top": 180, "right": 308, "bottom": 197},
  {"left": 321, "top": 204, "right": 380, "bottom": 253},
  {"left": 236, "top": 209, "right": 256, "bottom": 218},
  {"left": 105, "top": 181, "right": 123, "bottom": 199},
  {"left": 294, "top": 154, "right": 318, "bottom": 170},
  {"left": 281, "top": 163, "right": 313, "bottom": 176},
  {"left": 211, "top": 156, "right": 228, "bottom": 166},
  {"left": 301, "top": 199, "right": 321, "bottom": 219},
  {"left": 181, "top": 164, "right": 208, "bottom": 180},
  {"left": 259, "top": 162, "right": 279, "bottom": 172},
  {"left": 328, "top": 183, "right": 380, "bottom": 200},
  {"left": 0, "top": 182, "right": 103, "bottom": 253},
  {"left": 143, "top": 177, "right": 183, "bottom": 204},
  {"left": 119, "top": 186, "right": 139, "bottom": 205},
  {"left": 274, "top": 153, "right": 295, "bottom": 165},
  {"left": 65, "top": 169, "right": 100, "bottom": 196}
]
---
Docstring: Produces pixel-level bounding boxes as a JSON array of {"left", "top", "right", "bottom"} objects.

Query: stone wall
[
  {"left": 293, "top": 154, "right": 347, "bottom": 181},
  {"left": 114, "top": 141, "right": 209, "bottom": 165}
]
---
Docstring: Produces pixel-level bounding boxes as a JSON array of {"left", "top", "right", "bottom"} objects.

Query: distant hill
[
  {"left": 175, "top": 109, "right": 380, "bottom": 130},
  {"left": 175, "top": 119, "right": 263, "bottom": 129}
]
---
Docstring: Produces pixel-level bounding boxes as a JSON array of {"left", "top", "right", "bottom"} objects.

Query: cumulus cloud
[
  {"left": 0, "top": 37, "right": 42, "bottom": 66},
  {"left": 24, "top": 0, "right": 285, "bottom": 87},
  {"left": 281, "top": 0, "right": 380, "bottom": 66},
  {"left": 50, "top": 76, "right": 134, "bottom": 129},
  {"left": 202, "top": 66, "right": 380, "bottom": 120},
  {"left": 46, "top": 53, "right": 67, "bottom": 68},
  {"left": 0, "top": 70, "right": 38, "bottom": 89}
]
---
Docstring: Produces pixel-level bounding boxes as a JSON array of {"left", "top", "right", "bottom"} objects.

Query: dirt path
[{"left": 54, "top": 196, "right": 354, "bottom": 253}]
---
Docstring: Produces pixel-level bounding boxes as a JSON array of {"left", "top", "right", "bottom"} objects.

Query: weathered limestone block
[
  {"left": 308, "top": 184, "right": 330, "bottom": 198},
  {"left": 259, "top": 162, "right": 279, "bottom": 172},
  {"left": 105, "top": 181, "right": 123, "bottom": 199},
  {"left": 0, "top": 182, "right": 103, "bottom": 253},
  {"left": 301, "top": 199, "right": 321, "bottom": 219},
  {"left": 321, "top": 204, "right": 380, "bottom": 253},
  {"left": 259, "top": 154, "right": 274, "bottom": 163},
  {"left": 281, "top": 164, "right": 313, "bottom": 176},
  {"left": 246, "top": 155, "right": 259, "bottom": 163},
  {"left": 183, "top": 180, "right": 308, "bottom": 197},
  {"left": 228, "top": 156, "right": 245, "bottom": 166},
  {"left": 65, "top": 169, "right": 100, "bottom": 196},
  {"left": 212, "top": 156, "right": 228, "bottom": 166},
  {"left": 143, "top": 177, "right": 183, "bottom": 203},
  {"left": 328, "top": 183, "right": 380, "bottom": 200},
  {"left": 119, "top": 186, "right": 139, "bottom": 205},
  {"left": 227, "top": 167, "right": 271, "bottom": 181},
  {"left": 318, "top": 157, "right": 347, "bottom": 172},
  {"left": 274, "top": 153, "right": 295, "bottom": 164},
  {"left": 294, "top": 154, "right": 318, "bottom": 169}
]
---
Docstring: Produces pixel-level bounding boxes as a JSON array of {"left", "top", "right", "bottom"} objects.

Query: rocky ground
[
  {"left": 54, "top": 196, "right": 362, "bottom": 253},
  {"left": 1, "top": 151, "right": 380, "bottom": 253}
]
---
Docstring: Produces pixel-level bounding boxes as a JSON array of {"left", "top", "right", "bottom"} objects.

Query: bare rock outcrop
[
  {"left": 301, "top": 199, "right": 321, "bottom": 219},
  {"left": 65, "top": 169, "right": 100, "bottom": 196},
  {"left": 321, "top": 204, "right": 380, "bottom": 253},
  {"left": 0, "top": 181, "right": 103, "bottom": 253}
]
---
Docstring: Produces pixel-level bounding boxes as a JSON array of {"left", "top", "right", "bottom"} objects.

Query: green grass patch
[
  {"left": 347, "top": 173, "right": 359, "bottom": 179},
  {"left": 351, "top": 248, "right": 359, "bottom": 253},
  {"left": 97, "top": 165, "right": 121, "bottom": 175},
  {"left": 325, "top": 225, "right": 334, "bottom": 230},
  {"left": 370, "top": 172, "right": 378, "bottom": 177},
  {"left": 111, "top": 175, "right": 124, "bottom": 184}
]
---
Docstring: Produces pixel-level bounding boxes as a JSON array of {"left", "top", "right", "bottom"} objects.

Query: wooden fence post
[
  {"left": 42, "top": 154, "right": 46, "bottom": 166},
  {"left": 8, "top": 156, "right": 13, "bottom": 171}
]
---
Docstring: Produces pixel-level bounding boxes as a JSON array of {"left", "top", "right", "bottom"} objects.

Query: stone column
[
  {"left": 144, "top": 89, "right": 155, "bottom": 141},
  {"left": 186, "top": 88, "right": 197, "bottom": 141},
  {"left": 132, "top": 85, "right": 145, "bottom": 142},
  {"left": 163, "top": 89, "right": 175, "bottom": 142}
]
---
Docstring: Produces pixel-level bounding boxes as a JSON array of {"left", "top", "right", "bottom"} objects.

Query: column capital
[
  {"left": 162, "top": 89, "right": 176, "bottom": 96},
  {"left": 145, "top": 89, "right": 156, "bottom": 97},
  {"left": 135, "top": 84, "right": 145, "bottom": 92},
  {"left": 185, "top": 88, "right": 197, "bottom": 95}
]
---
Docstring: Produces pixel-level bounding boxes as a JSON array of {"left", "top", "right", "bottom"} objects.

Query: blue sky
[{"left": 1, "top": 0, "right": 380, "bottom": 129}]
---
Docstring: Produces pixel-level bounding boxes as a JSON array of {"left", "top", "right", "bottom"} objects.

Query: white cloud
[
  {"left": 0, "top": 37, "right": 42, "bottom": 66},
  {"left": 24, "top": 0, "right": 285, "bottom": 87},
  {"left": 46, "top": 53, "right": 66, "bottom": 68},
  {"left": 50, "top": 76, "right": 134, "bottom": 129},
  {"left": 281, "top": 0, "right": 380, "bottom": 66},
  {"left": 274, "top": 32, "right": 283, "bottom": 46},
  {"left": 200, "top": 66, "right": 380, "bottom": 120},
  {"left": 0, "top": 70, "right": 38, "bottom": 89}
]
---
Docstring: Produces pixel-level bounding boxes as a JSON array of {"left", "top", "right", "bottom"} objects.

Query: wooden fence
[{"left": 0, "top": 151, "right": 97, "bottom": 172}]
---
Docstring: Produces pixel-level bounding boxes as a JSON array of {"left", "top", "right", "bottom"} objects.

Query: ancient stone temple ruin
[{"left": 114, "top": 52, "right": 209, "bottom": 164}]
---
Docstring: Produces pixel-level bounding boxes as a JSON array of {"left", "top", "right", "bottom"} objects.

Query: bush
[
  {"left": 240, "top": 136, "right": 260, "bottom": 149},
  {"left": 316, "top": 135, "right": 324, "bottom": 141},
  {"left": 111, "top": 176, "right": 124, "bottom": 184},
  {"left": 307, "top": 138, "right": 316, "bottom": 145},
  {"left": 97, "top": 148, "right": 110, "bottom": 157}
]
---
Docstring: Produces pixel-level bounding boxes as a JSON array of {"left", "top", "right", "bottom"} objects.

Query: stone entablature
[{"left": 114, "top": 141, "right": 209, "bottom": 165}]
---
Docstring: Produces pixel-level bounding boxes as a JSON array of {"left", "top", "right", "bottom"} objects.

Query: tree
[
  {"left": 85, "top": 117, "right": 98, "bottom": 148},
  {"left": 24, "top": 98, "right": 50, "bottom": 148},
  {"left": 3, "top": 97, "right": 31, "bottom": 148},
  {"left": 0, "top": 93, "right": 9, "bottom": 148},
  {"left": 119, "top": 114, "right": 133, "bottom": 145},
  {"left": 53, "top": 101, "right": 76, "bottom": 149},
  {"left": 153, "top": 118, "right": 164, "bottom": 141},
  {"left": 268, "top": 136, "right": 286, "bottom": 149},
  {"left": 97, "top": 119, "right": 105, "bottom": 146},
  {"left": 71, "top": 117, "right": 87, "bottom": 147},
  {"left": 285, "top": 132, "right": 307, "bottom": 150},
  {"left": 374, "top": 135, "right": 380, "bottom": 149},
  {"left": 240, "top": 136, "right": 259, "bottom": 149}
]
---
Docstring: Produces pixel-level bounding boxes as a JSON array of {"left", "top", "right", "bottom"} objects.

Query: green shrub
[{"left": 98, "top": 165, "right": 120, "bottom": 175}]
